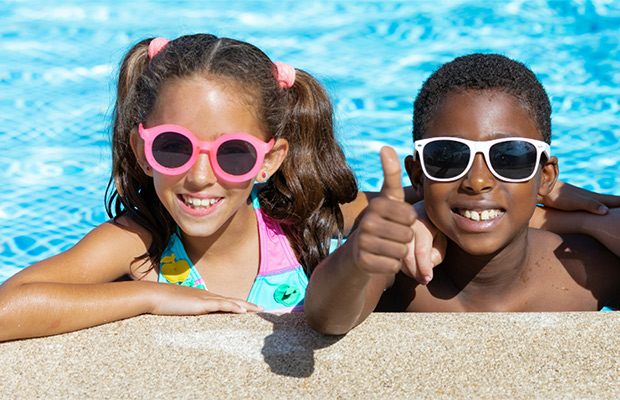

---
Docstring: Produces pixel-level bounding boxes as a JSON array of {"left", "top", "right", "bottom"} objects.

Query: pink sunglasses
[{"left": 138, "top": 123, "right": 274, "bottom": 182}]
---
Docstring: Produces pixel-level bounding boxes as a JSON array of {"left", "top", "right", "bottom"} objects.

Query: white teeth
[
  {"left": 183, "top": 195, "right": 219, "bottom": 209},
  {"left": 462, "top": 209, "right": 501, "bottom": 221}
]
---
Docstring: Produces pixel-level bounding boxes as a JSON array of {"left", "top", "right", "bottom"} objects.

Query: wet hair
[
  {"left": 413, "top": 53, "right": 552, "bottom": 144},
  {"left": 105, "top": 34, "right": 358, "bottom": 274}
]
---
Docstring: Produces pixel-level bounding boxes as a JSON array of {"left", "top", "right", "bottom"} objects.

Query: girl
[
  {"left": 306, "top": 54, "right": 620, "bottom": 335},
  {"left": 0, "top": 33, "right": 360, "bottom": 341}
]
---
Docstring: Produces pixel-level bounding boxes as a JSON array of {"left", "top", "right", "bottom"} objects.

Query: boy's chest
[{"left": 384, "top": 267, "right": 602, "bottom": 312}]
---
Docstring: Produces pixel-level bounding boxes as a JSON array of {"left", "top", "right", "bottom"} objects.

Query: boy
[{"left": 306, "top": 54, "right": 620, "bottom": 335}]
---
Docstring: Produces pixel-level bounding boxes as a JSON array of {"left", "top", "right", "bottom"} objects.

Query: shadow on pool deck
[{"left": 258, "top": 312, "right": 343, "bottom": 377}]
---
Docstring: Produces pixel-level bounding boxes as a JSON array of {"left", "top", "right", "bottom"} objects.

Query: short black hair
[{"left": 413, "top": 53, "right": 552, "bottom": 143}]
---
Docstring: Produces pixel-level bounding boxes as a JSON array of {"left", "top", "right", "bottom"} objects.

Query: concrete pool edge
[{"left": 1, "top": 312, "right": 619, "bottom": 399}]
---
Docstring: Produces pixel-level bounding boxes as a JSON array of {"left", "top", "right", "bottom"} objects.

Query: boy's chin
[{"left": 450, "top": 235, "right": 509, "bottom": 257}]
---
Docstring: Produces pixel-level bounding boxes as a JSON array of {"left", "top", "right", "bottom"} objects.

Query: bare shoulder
[
  {"left": 5, "top": 216, "right": 154, "bottom": 286},
  {"left": 532, "top": 228, "right": 620, "bottom": 305}
]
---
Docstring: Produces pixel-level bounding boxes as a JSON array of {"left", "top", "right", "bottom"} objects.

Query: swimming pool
[{"left": 1, "top": 0, "right": 619, "bottom": 282}]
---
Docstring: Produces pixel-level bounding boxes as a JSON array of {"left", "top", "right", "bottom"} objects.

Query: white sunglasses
[{"left": 414, "top": 136, "right": 551, "bottom": 183}]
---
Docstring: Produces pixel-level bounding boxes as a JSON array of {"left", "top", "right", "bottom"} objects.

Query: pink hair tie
[
  {"left": 148, "top": 37, "right": 170, "bottom": 59},
  {"left": 274, "top": 61, "right": 296, "bottom": 89}
]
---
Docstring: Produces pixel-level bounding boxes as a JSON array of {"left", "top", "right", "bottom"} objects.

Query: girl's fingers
[
  {"left": 356, "top": 250, "right": 404, "bottom": 275},
  {"left": 358, "top": 213, "right": 415, "bottom": 244}
]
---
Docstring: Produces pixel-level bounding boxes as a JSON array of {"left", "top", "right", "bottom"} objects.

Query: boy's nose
[
  {"left": 185, "top": 153, "right": 217, "bottom": 187},
  {"left": 461, "top": 153, "right": 495, "bottom": 193}
]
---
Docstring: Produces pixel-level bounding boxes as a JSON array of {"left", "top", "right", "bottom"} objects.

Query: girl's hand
[
  {"left": 539, "top": 181, "right": 620, "bottom": 215},
  {"left": 150, "top": 284, "right": 263, "bottom": 315},
  {"left": 401, "top": 202, "right": 447, "bottom": 285}
]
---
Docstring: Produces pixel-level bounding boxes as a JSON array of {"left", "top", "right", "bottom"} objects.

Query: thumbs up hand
[
  {"left": 400, "top": 201, "right": 447, "bottom": 284},
  {"left": 351, "top": 146, "right": 418, "bottom": 275}
]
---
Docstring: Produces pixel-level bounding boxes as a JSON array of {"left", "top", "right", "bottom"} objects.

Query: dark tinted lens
[
  {"left": 152, "top": 132, "right": 193, "bottom": 168},
  {"left": 489, "top": 141, "right": 537, "bottom": 179},
  {"left": 217, "top": 140, "right": 257, "bottom": 175},
  {"left": 422, "top": 140, "right": 470, "bottom": 179}
]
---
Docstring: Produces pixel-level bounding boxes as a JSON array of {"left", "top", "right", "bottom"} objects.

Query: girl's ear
[
  {"left": 405, "top": 154, "right": 424, "bottom": 201},
  {"left": 130, "top": 128, "right": 153, "bottom": 177},
  {"left": 537, "top": 155, "right": 559, "bottom": 197},
  {"left": 257, "top": 138, "right": 289, "bottom": 182}
]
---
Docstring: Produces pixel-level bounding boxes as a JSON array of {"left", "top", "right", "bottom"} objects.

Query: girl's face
[
  {"left": 406, "top": 90, "right": 557, "bottom": 256},
  {"left": 133, "top": 76, "right": 286, "bottom": 239}
]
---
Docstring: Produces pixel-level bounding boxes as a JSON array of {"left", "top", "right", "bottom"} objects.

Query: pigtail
[
  {"left": 105, "top": 38, "right": 175, "bottom": 269},
  {"left": 260, "top": 70, "right": 358, "bottom": 275}
]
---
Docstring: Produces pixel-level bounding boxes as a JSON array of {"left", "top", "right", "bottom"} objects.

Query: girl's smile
[{"left": 178, "top": 194, "right": 223, "bottom": 217}]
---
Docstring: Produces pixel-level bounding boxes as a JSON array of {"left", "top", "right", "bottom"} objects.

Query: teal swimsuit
[{"left": 158, "top": 189, "right": 307, "bottom": 312}]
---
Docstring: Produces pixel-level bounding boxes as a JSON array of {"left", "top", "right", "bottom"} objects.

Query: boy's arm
[{"left": 306, "top": 147, "right": 417, "bottom": 335}]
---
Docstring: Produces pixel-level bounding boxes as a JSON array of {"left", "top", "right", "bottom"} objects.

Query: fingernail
[{"left": 599, "top": 205, "right": 608, "bottom": 213}]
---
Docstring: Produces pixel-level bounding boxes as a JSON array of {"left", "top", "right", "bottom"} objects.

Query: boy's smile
[{"left": 407, "top": 90, "right": 557, "bottom": 256}]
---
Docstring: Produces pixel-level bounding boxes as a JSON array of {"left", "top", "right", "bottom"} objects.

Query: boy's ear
[
  {"left": 537, "top": 155, "right": 559, "bottom": 197},
  {"left": 404, "top": 154, "right": 424, "bottom": 200},
  {"left": 130, "top": 128, "right": 153, "bottom": 177},
  {"left": 257, "top": 138, "right": 289, "bottom": 182}
]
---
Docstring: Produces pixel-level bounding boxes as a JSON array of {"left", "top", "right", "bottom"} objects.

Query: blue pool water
[{"left": 1, "top": 0, "right": 619, "bottom": 282}]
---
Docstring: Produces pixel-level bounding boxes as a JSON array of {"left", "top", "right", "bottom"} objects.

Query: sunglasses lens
[
  {"left": 423, "top": 140, "right": 470, "bottom": 179},
  {"left": 152, "top": 132, "right": 193, "bottom": 168},
  {"left": 217, "top": 140, "right": 258, "bottom": 176},
  {"left": 490, "top": 141, "right": 537, "bottom": 180}
]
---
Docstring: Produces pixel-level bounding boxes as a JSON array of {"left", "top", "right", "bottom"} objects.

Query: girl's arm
[
  {"left": 531, "top": 206, "right": 620, "bottom": 258},
  {"left": 307, "top": 147, "right": 416, "bottom": 334},
  {"left": 0, "top": 218, "right": 260, "bottom": 342},
  {"left": 305, "top": 230, "right": 395, "bottom": 335},
  {"left": 537, "top": 181, "right": 620, "bottom": 215}
]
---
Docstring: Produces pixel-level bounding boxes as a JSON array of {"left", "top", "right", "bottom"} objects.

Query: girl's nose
[
  {"left": 185, "top": 153, "right": 217, "bottom": 187},
  {"left": 461, "top": 153, "right": 495, "bottom": 193}
]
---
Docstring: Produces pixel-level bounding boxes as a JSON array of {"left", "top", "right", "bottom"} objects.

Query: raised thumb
[{"left": 379, "top": 146, "right": 405, "bottom": 202}]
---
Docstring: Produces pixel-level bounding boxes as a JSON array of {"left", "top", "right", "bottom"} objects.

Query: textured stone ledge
[{"left": 1, "top": 312, "right": 618, "bottom": 399}]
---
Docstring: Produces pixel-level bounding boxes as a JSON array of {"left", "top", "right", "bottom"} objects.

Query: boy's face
[{"left": 405, "top": 90, "right": 558, "bottom": 256}]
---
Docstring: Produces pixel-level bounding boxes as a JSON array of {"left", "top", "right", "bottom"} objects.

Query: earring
[
  {"left": 145, "top": 166, "right": 151, "bottom": 173},
  {"left": 261, "top": 172, "right": 268, "bottom": 179}
]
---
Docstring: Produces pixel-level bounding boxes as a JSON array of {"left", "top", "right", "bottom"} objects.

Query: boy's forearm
[{"left": 305, "top": 241, "right": 378, "bottom": 335}]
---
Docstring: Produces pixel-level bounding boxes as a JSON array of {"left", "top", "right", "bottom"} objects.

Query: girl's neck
[{"left": 438, "top": 226, "right": 531, "bottom": 301}]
